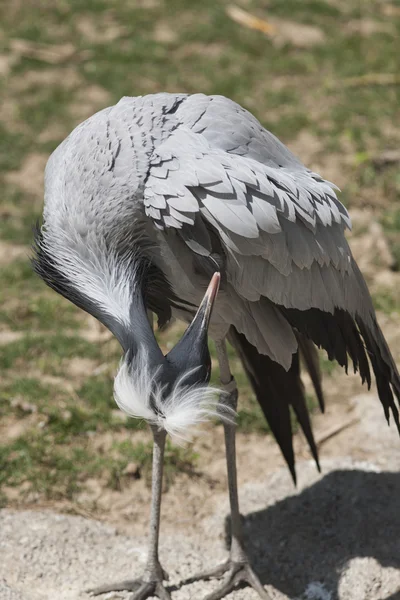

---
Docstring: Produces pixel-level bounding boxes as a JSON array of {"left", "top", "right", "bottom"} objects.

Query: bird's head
[
  {"left": 113, "top": 272, "right": 229, "bottom": 440},
  {"left": 32, "top": 223, "right": 230, "bottom": 440}
]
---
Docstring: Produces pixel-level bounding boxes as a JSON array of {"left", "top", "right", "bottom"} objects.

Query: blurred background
[{"left": 0, "top": 0, "right": 399, "bottom": 522}]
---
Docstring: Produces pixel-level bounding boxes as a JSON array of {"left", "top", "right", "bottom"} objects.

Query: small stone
[
  {"left": 10, "top": 397, "right": 37, "bottom": 414},
  {"left": 123, "top": 462, "right": 140, "bottom": 478}
]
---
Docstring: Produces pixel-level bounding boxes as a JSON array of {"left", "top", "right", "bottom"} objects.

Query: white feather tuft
[
  {"left": 113, "top": 349, "right": 235, "bottom": 442},
  {"left": 41, "top": 225, "right": 138, "bottom": 326}
]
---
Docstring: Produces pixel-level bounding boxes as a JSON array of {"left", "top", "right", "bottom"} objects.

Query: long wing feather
[
  {"left": 143, "top": 100, "right": 367, "bottom": 323},
  {"left": 297, "top": 334, "right": 325, "bottom": 413},
  {"left": 141, "top": 93, "right": 400, "bottom": 437},
  {"left": 229, "top": 327, "right": 321, "bottom": 484}
]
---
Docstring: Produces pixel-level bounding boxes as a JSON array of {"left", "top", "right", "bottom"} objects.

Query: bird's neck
[
  {"left": 34, "top": 225, "right": 165, "bottom": 363},
  {"left": 125, "top": 286, "right": 164, "bottom": 364}
]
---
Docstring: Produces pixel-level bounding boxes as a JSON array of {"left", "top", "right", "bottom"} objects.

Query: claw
[
  {"left": 86, "top": 569, "right": 171, "bottom": 600},
  {"left": 131, "top": 581, "right": 171, "bottom": 600},
  {"left": 182, "top": 560, "right": 231, "bottom": 585},
  {"left": 183, "top": 560, "right": 272, "bottom": 600},
  {"left": 205, "top": 563, "right": 271, "bottom": 600}
]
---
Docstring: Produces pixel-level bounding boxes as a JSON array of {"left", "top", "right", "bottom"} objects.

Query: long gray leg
[
  {"left": 142, "top": 426, "right": 169, "bottom": 583},
  {"left": 88, "top": 426, "right": 171, "bottom": 600},
  {"left": 216, "top": 340, "right": 246, "bottom": 565},
  {"left": 184, "top": 340, "right": 271, "bottom": 600}
]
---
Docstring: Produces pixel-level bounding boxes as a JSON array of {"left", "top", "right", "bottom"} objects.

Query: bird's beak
[
  {"left": 171, "top": 272, "right": 221, "bottom": 350},
  {"left": 165, "top": 272, "right": 220, "bottom": 374},
  {"left": 193, "top": 272, "right": 221, "bottom": 332}
]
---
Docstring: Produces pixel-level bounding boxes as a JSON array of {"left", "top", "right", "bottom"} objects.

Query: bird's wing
[
  {"left": 144, "top": 95, "right": 400, "bottom": 445},
  {"left": 143, "top": 120, "right": 368, "bottom": 322}
]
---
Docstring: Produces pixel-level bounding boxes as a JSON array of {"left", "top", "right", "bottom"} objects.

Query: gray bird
[{"left": 33, "top": 93, "right": 400, "bottom": 600}]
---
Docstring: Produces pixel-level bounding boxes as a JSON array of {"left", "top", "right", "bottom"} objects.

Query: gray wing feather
[
  {"left": 248, "top": 300, "right": 298, "bottom": 368},
  {"left": 179, "top": 94, "right": 305, "bottom": 169},
  {"left": 179, "top": 215, "right": 212, "bottom": 256},
  {"left": 251, "top": 195, "right": 282, "bottom": 234},
  {"left": 142, "top": 95, "right": 374, "bottom": 324},
  {"left": 168, "top": 207, "right": 194, "bottom": 225},
  {"left": 196, "top": 189, "right": 259, "bottom": 237},
  {"left": 226, "top": 295, "right": 298, "bottom": 370},
  {"left": 145, "top": 131, "right": 347, "bottom": 237}
]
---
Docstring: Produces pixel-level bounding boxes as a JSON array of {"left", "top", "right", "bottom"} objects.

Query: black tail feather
[
  {"left": 229, "top": 302, "right": 400, "bottom": 484},
  {"left": 281, "top": 306, "right": 399, "bottom": 437},
  {"left": 297, "top": 334, "right": 325, "bottom": 413},
  {"left": 356, "top": 318, "right": 400, "bottom": 434},
  {"left": 229, "top": 327, "right": 322, "bottom": 484},
  {"left": 336, "top": 311, "right": 371, "bottom": 387},
  {"left": 289, "top": 352, "right": 321, "bottom": 472}
]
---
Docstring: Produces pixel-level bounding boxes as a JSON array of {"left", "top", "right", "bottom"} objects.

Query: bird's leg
[
  {"left": 183, "top": 340, "right": 271, "bottom": 600},
  {"left": 88, "top": 425, "right": 171, "bottom": 600}
]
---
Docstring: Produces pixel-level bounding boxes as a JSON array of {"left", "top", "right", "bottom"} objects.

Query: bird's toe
[
  {"left": 87, "top": 579, "right": 141, "bottom": 595},
  {"left": 200, "top": 561, "right": 272, "bottom": 600},
  {"left": 129, "top": 581, "right": 171, "bottom": 600},
  {"left": 181, "top": 559, "right": 231, "bottom": 585}
]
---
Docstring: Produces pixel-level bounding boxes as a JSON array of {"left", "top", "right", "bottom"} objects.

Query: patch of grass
[
  {"left": 111, "top": 439, "right": 198, "bottom": 489},
  {"left": 237, "top": 398, "right": 270, "bottom": 434},
  {"left": 0, "top": 333, "right": 118, "bottom": 371},
  {"left": 268, "top": 0, "right": 342, "bottom": 20},
  {"left": 1, "top": 295, "right": 81, "bottom": 331},
  {"left": 0, "top": 426, "right": 197, "bottom": 501},
  {"left": 237, "top": 391, "right": 318, "bottom": 435},
  {"left": 77, "top": 374, "right": 114, "bottom": 409},
  {"left": 319, "top": 353, "right": 338, "bottom": 376},
  {"left": 77, "top": 374, "right": 144, "bottom": 431},
  {"left": 381, "top": 207, "right": 400, "bottom": 272},
  {"left": 373, "top": 289, "right": 399, "bottom": 314},
  {"left": 0, "top": 436, "right": 83, "bottom": 500},
  {"left": 0, "top": 259, "right": 83, "bottom": 330},
  {"left": 0, "top": 185, "right": 41, "bottom": 244},
  {"left": 0, "top": 258, "right": 38, "bottom": 289},
  {"left": 0, "top": 209, "right": 40, "bottom": 245},
  {"left": 0, "top": 125, "right": 29, "bottom": 173},
  {"left": 1, "top": 378, "right": 53, "bottom": 413},
  {"left": 19, "top": 86, "right": 74, "bottom": 135},
  {"left": 264, "top": 112, "right": 312, "bottom": 140}
]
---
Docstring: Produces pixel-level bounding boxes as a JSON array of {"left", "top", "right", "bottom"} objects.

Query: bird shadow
[{"left": 220, "top": 469, "right": 400, "bottom": 599}]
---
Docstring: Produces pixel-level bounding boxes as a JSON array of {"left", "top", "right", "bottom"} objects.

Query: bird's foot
[
  {"left": 87, "top": 564, "right": 171, "bottom": 600},
  {"left": 184, "top": 558, "right": 271, "bottom": 600}
]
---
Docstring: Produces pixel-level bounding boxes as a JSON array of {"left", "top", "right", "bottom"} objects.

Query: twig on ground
[
  {"left": 226, "top": 5, "right": 276, "bottom": 36},
  {"left": 330, "top": 73, "right": 400, "bottom": 89},
  {"left": 9, "top": 39, "right": 92, "bottom": 64},
  {"left": 371, "top": 149, "right": 400, "bottom": 169},
  {"left": 315, "top": 417, "right": 359, "bottom": 447}
]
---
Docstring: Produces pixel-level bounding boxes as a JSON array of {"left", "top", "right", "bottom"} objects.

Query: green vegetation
[
  {"left": 0, "top": 0, "right": 399, "bottom": 507},
  {"left": 381, "top": 207, "right": 400, "bottom": 273}
]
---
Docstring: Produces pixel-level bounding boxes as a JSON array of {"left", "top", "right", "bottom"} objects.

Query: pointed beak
[
  {"left": 165, "top": 272, "right": 221, "bottom": 376},
  {"left": 193, "top": 272, "right": 221, "bottom": 332}
]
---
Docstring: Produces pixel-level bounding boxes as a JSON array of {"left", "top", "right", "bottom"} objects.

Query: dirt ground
[{"left": 2, "top": 390, "right": 400, "bottom": 600}]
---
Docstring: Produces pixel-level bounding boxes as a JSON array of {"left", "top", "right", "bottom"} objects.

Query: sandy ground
[{"left": 1, "top": 393, "right": 400, "bottom": 600}]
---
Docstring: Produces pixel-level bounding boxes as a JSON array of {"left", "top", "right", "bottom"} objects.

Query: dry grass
[{"left": 0, "top": 0, "right": 399, "bottom": 511}]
